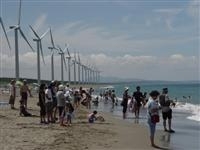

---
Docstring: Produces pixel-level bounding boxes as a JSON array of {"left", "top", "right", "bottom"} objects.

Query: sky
[{"left": 0, "top": 0, "right": 199, "bottom": 81}]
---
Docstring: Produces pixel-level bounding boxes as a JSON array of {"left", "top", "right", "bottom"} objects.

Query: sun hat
[
  {"left": 58, "top": 84, "right": 64, "bottom": 91},
  {"left": 125, "top": 87, "right": 129, "bottom": 91}
]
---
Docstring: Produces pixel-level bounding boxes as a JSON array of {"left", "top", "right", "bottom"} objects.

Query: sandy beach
[{"left": 0, "top": 92, "right": 169, "bottom": 150}]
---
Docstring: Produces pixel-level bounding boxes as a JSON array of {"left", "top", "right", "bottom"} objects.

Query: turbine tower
[
  {"left": 48, "top": 28, "right": 59, "bottom": 81},
  {"left": 66, "top": 47, "right": 72, "bottom": 84},
  {"left": 9, "top": 0, "right": 34, "bottom": 80},
  {"left": 57, "top": 45, "right": 68, "bottom": 84},
  {"left": 0, "top": 17, "right": 11, "bottom": 49},
  {"left": 29, "top": 25, "right": 49, "bottom": 85}
]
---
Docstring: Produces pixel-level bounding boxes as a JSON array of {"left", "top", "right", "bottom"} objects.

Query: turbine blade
[
  {"left": 0, "top": 17, "right": 11, "bottom": 50},
  {"left": 39, "top": 41, "right": 45, "bottom": 64},
  {"left": 78, "top": 52, "right": 81, "bottom": 63},
  {"left": 67, "top": 48, "right": 71, "bottom": 57},
  {"left": 29, "top": 25, "right": 40, "bottom": 39},
  {"left": 19, "top": 28, "right": 34, "bottom": 52},
  {"left": 63, "top": 55, "right": 67, "bottom": 71},
  {"left": 40, "top": 28, "right": 49, "bottom": 39},
  {"left": 18, "top": 0, "right": 22, "bottom": 25},
  {"left": 63, "top": 44, "right": 67, "bottom": 52},
  {"left": 50, "top": 28, "right": 55, "bottom": 47}
]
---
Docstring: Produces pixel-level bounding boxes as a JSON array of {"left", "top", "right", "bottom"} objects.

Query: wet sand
[{"left": 0, "top": 93, "right": 169, "bottom": 150}]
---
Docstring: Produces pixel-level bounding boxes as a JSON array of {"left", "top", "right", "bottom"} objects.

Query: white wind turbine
[
  {"left": 66, "top": 47, "right": 72, "bottom": 84},
  {"left": 0, "top": 17, "right": 11, "bottom": 49},
  {"left": 48, "top": 28, "right": 59, "bottom": 81},
  {"left": 72, "top": 51, "right": 77, "bottom": 84},
  {"left": 57, "top": 45, "right": 68, "bottom": 83},
  {"left": 9, "top": 0, "right": 34, "bottom": 80},
  {"left": 77, "top": 52, "right": 81, "bottom": 84},
  {"left": 29, "top": 25, "right": 49, "bottom": 85}
]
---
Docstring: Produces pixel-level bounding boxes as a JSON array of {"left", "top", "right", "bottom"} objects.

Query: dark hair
[
  {"left": 136, "top": 86, "right": 140, "bottom": 90},
  {"left": 93, "top": 110, "right": 97, "bottom": 114},
  {"left": 149, "top": 90, "right": 160, "bottom": 97},
  {"left": 39, "top": 83, "right": 46, "bottom": 90}
]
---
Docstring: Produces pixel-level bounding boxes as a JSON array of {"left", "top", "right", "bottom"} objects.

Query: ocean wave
[{"left": 173, "top": 102, "right": 200, "bottom": 122}]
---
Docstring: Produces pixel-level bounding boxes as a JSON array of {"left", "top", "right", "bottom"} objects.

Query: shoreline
[{"left": 0, "top": 93, "right": 170, "bottom": 150}]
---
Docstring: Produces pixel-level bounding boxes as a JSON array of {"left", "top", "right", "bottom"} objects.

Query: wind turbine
[
  {"left": 29, "top": 25, "right": 49, "bottom": 85},
  {"left": 48, "top": 28, "right": 59, "bottom": 81},
  {"left": 57, "top": 45, "right": 68, "bottom": 84},
  {"left": 0, "top": 17, "right": 11, "bottom": 49},
  {"left": 72, "top": 51, "right": 77, "bottom": 84},
  {"left": 77, "top": 52, "right": 81, "bottom": 85},
  {"left": 9, "top": 0, "right": 34, "bottom": 80},
  {"left": 66, "top": 47, "right": 72, "bottom": 84}
]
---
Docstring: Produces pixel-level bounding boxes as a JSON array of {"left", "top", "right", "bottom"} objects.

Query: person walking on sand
[
  {"left": 132, "top": 86, "right": 143, "bottom": 118},
  {"left": 146, "top": 90, "right": 160, "bottom": 148},
  {"left": 159, "top": 88, "right": 175, "bottom": 133},
  {"left": 38, "top": 83, "right": 46, "bottom": 124},
  {"left": 20, "top": 80, "right": 32, "bottom": 110},
  {"left": 9, "top": 80, "right": 16, "bottom": 109},
  {"left": 56, "top": 84, "right": 66, "bottom": 126},
  {"left": 121, "top": 87, "right": 129, "bottom": 119}
]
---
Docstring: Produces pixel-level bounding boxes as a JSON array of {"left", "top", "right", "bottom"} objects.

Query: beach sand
[{"left": 0, "top": 93, "right": 169, "bottom": 150}]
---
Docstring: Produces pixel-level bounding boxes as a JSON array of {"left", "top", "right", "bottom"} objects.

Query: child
[
  {"left": 64, "top": 100, "right": 74, "bottom": 126},
  {"left": 88, "top": 110, "right": 98, "bottom": 123}
]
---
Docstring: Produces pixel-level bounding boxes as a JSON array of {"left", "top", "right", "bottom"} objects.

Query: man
[
  {"left": 56, "top": 84, "right": 66, "bottom": 126},
  {"left": 132, "top": 86, "right": 143, "bottom": 118},
  {"left": 159, "top": 88, "right": 175, "bottom": 133},
  {"left": 45, "top": 85, "right": 53, "bottom": 123},
  {"left": 9, "top": 80, "right": 16, "bottom": 109},
  {"left": 111, "top": 90, "right": 116, "bottom": 109},
  {"left": 20, "top": 80, "right": 32, "bottom": 110},
  {"left": 122, "top": 87, "right": 129, "bottom": 119}
]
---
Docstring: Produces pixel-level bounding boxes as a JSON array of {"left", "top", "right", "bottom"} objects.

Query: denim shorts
[{"left": 147, "top": 118, "right": 156, "bottom": 137}]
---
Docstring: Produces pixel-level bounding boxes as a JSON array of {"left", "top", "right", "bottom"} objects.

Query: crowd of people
[
  {"left": 8, "top": 79, "right": 99, "bottom": 126},
  {"left": 8, "top": 79, "right": 175, "bottom": 148}
]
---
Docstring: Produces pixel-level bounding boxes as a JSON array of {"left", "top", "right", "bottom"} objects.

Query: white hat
[
  {"left": 125, "top": 87, "right": 129, "bottom": 91},
  {"left": 58, "top": 84, "right": 64, "bottom": 91}
]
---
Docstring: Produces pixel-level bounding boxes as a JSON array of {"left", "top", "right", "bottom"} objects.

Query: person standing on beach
[
  {"left": 50, "top": 81, "right": 58, "bottom": 122},
  {"left": 121, "top": 87, "right": 129, "bottom": 119},
  {"left": 9, "top": 80, "right": 16, "bottom": 109},
  {"left": 45, "top": 85, "right": 53, "bottom": 123},
  {"left": 146, "top": 90, "right": 160, "bottom": 148},
  {"left": 111, "top": 90, "right": 116, "bottom": 109},
  {"left": 159, "top": 88, "right": 175, "bottom": 133},
  {"left": 20, "top": 80, "right": 32, "bottom": 110},
  {"left": 56, "top": 84, "right": 66, "bottom": 126},
  {"left": 38, "top": 83, "right": 46, "bottom": 124},
  {"left": 132, "top": 86, "right": 143, "bottom": 118}
]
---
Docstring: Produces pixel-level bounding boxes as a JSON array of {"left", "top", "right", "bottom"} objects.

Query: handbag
[{"left": 151, "top": 114, "right": 160, "bottom": 124}]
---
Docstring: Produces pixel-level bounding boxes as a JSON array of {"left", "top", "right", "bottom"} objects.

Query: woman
[
  {"left": 39, "top": 84, "right": 46, "bottom": 123},
  {"left": 146, "top": 90, "right": 160, "bottom": 147}
]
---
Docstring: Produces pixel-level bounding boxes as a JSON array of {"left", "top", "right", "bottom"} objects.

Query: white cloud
[
  {"left": 0, "top": 52, "right": 198, "bottom": 81},
  {"left": 122, "top": 15, "right": 132, "bottom": 24},
  {"left": 153, "top": 8, "right": 182, "bottom": 30}
]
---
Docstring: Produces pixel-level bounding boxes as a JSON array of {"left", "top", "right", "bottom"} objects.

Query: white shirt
[
  {"left": 147, "top": 97, "right": 159, "bottom": 119},
  {"left": 45, "top": 88, "right": 53, "bottom": 103}
]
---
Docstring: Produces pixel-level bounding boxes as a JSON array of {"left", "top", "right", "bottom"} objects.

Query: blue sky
[{"left": 0, "top": 0, "right": 199, "bottom": 81}]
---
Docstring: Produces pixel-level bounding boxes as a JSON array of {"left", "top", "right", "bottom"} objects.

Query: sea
[{"left": 92, "top": 81, "right": 200, "bottom": 150}]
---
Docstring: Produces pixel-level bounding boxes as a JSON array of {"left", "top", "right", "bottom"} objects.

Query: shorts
[
  {"left": 58, "top": 106, "right": 65, "bottom": 117},
  {"left": 162, "top": 109, "right": 172, "bottom": 120},
  {"left": 52, "top": 100, "right": 57, "bottom": 109},
  {"left": 45, "top": 102, "right": 53, "bottom": 113},
  {"left": 9, "top": 95, "right": 15, "bottom": 105}
]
